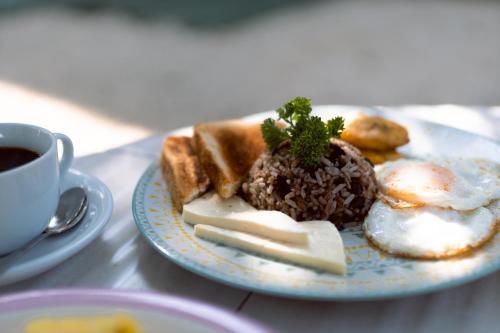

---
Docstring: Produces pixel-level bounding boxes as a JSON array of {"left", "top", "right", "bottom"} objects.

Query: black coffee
[{"left": 0, "top": 147, "right": 40, "bottom": 172}]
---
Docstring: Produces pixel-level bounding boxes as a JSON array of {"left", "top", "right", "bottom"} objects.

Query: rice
[{"left": 242, "top": 139, "right": 377, "bottom": 229}]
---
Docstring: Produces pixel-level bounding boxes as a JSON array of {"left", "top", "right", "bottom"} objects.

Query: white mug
[{"left": 0, "top": 123, "right": 74, "bottom": 255}]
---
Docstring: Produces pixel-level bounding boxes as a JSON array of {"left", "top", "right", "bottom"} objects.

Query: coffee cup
[{"left": 0, "top": 123, "right": 74, "bottom": 255}]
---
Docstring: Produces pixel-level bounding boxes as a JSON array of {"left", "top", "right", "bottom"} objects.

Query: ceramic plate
[
  {"left": 0, "top": 169, "right": 113, "bottom": 286},
  {"left": 0, "top": 289, "right": 272, "bottom": 333},
  {"left": 132, "top": 107, "right": 500, "bottom": 300}
]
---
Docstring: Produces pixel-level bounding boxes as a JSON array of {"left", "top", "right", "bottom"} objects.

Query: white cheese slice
[
  {"left": 183, "top": 191, "right": 309, "bottom": 245},
  {"left": 194, "top": 221, "right": 346, "bottom": 275}
]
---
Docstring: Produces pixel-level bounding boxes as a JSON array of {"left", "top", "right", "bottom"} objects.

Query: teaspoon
[{"left": 0, "top": 187, "right": 88, "bottom": 268}]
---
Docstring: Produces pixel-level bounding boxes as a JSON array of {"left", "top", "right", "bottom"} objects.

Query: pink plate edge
[{"left": 0, "top": 288, "right": 275, "bottom": 333}]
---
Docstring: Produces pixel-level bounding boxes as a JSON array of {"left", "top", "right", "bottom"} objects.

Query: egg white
[{"left": 363, "top": 200, "right": 497, "bottom": 259}]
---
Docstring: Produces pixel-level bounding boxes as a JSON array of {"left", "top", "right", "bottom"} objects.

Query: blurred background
[{"left": 1, "top": 0, "right": 499, "bottom": 155}]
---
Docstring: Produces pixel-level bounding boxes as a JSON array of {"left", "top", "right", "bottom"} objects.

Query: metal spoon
[
  {"left": 0, "top": 187, "right": 88, "bottom": 267},
  {"left": 46, "top": 187, "right": 88, "bottom": 235}
]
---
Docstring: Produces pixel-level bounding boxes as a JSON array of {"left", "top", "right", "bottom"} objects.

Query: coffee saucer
[{"left": 0, "top": 169, "right": 113, "bottom": 286}]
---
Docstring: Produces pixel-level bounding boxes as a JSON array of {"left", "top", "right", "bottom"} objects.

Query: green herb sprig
[{"left": 261, "top": 97, "right": 344, "bottom": 167}]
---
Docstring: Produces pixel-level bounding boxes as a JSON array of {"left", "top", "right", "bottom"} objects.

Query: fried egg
[
  {"left": 434, "top": 158, "right": 500, "bottom": 201},
  {"left": 376, "top": 158, "right": 499, "bottom": 210},
  {"left": 363, "top": 200, "right": 498, "bottom": 259}
]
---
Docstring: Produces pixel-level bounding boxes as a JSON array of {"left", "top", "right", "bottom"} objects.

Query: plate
[
  {"left": 0, "top": 289, "right": 272, "bottom": 333},
  {"left": 132, "top": 106, "right": 500, "bottom": 300},
  {"left": 0, "top": 169, "right": 113, "bottom": 286}
]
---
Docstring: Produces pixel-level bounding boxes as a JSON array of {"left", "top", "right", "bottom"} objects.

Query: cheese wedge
[
  {"left": 183, "top": 192, "right": 309, "bottom": 245},
  {"left": 194, "top": 221, "right": 346, "bottom": 275}
]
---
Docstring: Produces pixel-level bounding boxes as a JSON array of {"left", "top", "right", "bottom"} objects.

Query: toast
[
  {"left": 160, "top": 136, "right": 210, "bottom": 212},
  {"left": 193, "top": 120, "right": 266, "bottom": 198}
]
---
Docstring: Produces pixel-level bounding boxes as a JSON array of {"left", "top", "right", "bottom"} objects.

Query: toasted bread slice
[
  {"left": 193, "top": 120, "right": 266, "bottom": 198},
  {"left": 160, "top": 136, "right": 210, "bottom": 212}
]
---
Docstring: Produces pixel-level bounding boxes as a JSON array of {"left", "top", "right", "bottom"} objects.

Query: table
[{"left": 1, "top": 106, "right": 499, "bottom": 333}]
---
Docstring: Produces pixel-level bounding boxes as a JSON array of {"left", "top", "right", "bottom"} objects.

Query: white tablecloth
[{"left": 1, "top": 106, "right": 499, "bottom": 333}]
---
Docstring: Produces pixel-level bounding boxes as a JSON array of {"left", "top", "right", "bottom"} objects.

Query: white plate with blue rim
[
  {"left": 133, "top": 106, "right": 500, "bottom": 300},
  {"left": 0, "top": 169, "right": 113, "bottom": 286}
]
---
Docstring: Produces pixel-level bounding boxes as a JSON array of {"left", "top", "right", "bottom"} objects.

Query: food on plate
[
  {"left": 159, "top": 95, "right": 499, "bottom": 269},
  {"left": 376, "top": 159, "right": 498, "bottom": 210},
  {"left": 341, "top": 114, "right": 409, "bottom": 151},
  {"left": 364, "top": 157, "right": 500, "bottom": 259},
  {"left": 242, "top": 97, "right": 377, "bottom": 229},
  {"left": 243, "top": 140, "right": 377, "bottom": 228},
  {"left": 341, "top": 114, "right": 409, "bottom": 165},
  {"left": 160, "top": 136, "right": 210, "bottom": 212},
  {"left": 25, "top": 314, "right": 142, "bottom": 333},
  {"left": 359, "top": 149, "right": 401, "bottom": 165},
  {"left": 195, "top": 220, "right": 346, "bottom": 275},
  {"left": 363, "top": 200, "right": 498, "bottom": 259},
  {"left": 433, "top": 157, "right": 500, "bottom": 201},
  {"left": 193, "top": 120, "right": 266, "bottom": 199},
  {"left": 378, "top": 191, "right": 423, "bottom": 209},
  {"left": 183, "top": 191, "right": 309, "bottom": 245}
]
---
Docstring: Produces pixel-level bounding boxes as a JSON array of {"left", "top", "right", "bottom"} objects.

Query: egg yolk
[{"left": 382, "top": 163, "right": 456, "bottom": 204}]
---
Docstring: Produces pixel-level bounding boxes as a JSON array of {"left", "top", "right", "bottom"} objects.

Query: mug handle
[{"left": 54, "top": 133, "right": 74, "bottom": 179}]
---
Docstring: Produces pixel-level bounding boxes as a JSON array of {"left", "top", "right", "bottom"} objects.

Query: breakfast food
[
  {"left": 195, "top": 220, "right": 346, "bottom": 275},
  {"left": 242, "top": 98, "right": 377, "bottom": 228},
  {"left": 25, "top": 314, "right": 142, "bottom": 333},
  {"left": 183, "top": 192, "right": 309, "bottom": 245},
  {"left": 364, "top": 200, "right": 498, "bottom": 259},
  {"left": 341, "top": 115, "right": 409, "bottom": 151},
  {"left": 376, "top": 159, "right": 498, "bottom": 210},
  {"left": 359, "top": 149, "right": 401, "bottom": 165},
  {"left": 433, "top": 157, "right": 500, "bottom": 201},
  {"left": 160, "top": 136, "right": 210, "bottom": 212},
  {"left": 364, "top": 157, "right": 500, "bottom": 259},
  {"left": 243, "top": 140, "right": 377, "bottom": 228},
  {"left": 193, "top": 120, "right": 266, "bottom": 198},
  {"left": 159, "top": 95, "right": 498, "bottom": 272},
  {"left": 341, "top": 114, "right": 409, "bottom": 165}
]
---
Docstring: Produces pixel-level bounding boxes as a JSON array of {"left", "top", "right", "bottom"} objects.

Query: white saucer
[{"left": 0, "top": 169, "right": 113, "bottom": 286}]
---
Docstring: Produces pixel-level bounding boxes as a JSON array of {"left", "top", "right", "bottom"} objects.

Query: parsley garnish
[{"left": 261, "top": 97, "right": 344, "bottom": 167}]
